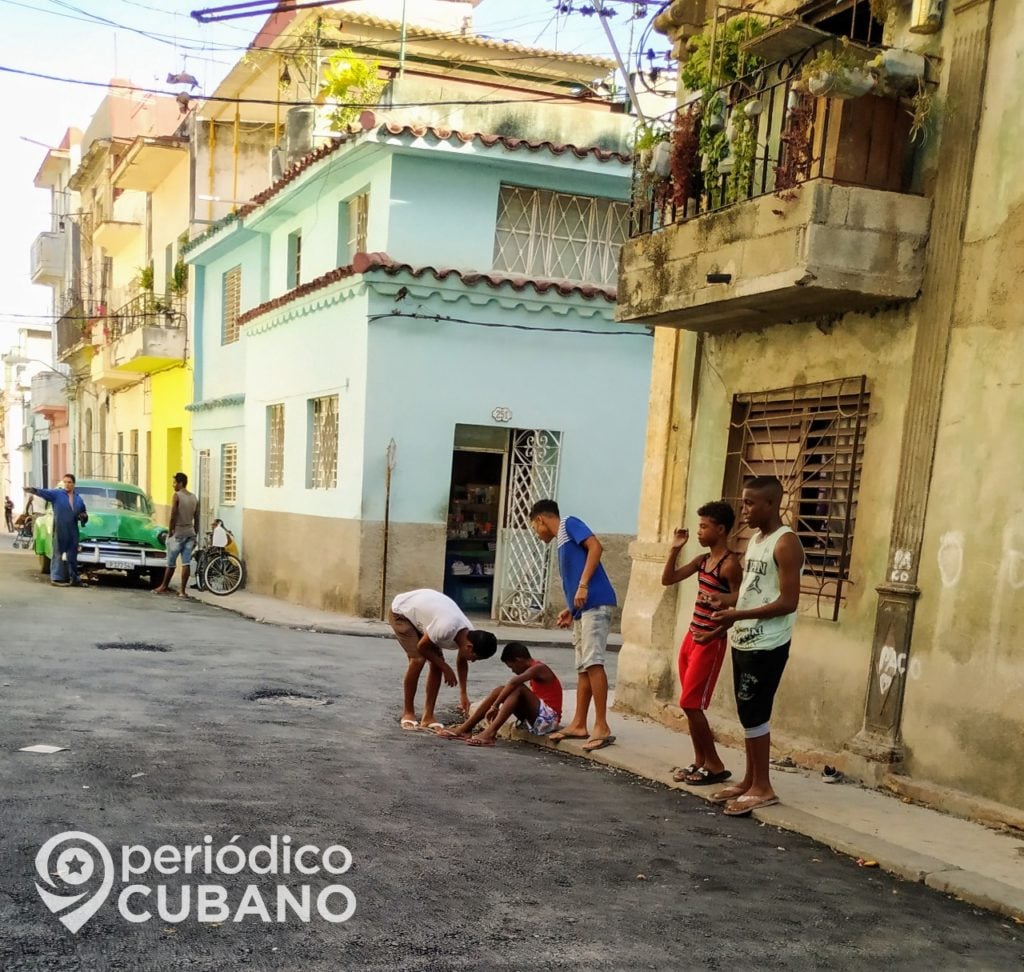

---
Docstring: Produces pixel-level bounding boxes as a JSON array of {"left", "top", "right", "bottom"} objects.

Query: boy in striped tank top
[{"left": 662, "top": 502, "right": 742, "bottom": 786}]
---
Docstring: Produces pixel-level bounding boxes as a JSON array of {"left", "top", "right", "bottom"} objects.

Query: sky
[{"left": 0, "top": 0, "right": 668, "bottom": 352}]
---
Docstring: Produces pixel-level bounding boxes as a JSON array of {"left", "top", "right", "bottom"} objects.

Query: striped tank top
[{"left": 690, "top": 552, "right": 735, "bottom": 635}]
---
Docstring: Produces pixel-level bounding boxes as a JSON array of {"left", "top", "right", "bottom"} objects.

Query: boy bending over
[{"left": 439, "top": 642, "right": 563, "bottom": 748}]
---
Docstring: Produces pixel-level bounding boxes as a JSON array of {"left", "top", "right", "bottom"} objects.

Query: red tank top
[
  {"left": 530, "top": 662, "right": 563, "bottom": 718},
  {"left": 690, "top": 552, "right": 735, "bottom": 634}
]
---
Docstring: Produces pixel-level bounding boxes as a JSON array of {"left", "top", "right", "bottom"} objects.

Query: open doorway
[{"left": 443, "top": 426, "right": 508, "bottom": 616}]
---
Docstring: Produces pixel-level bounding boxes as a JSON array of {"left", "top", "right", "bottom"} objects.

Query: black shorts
[{"left": 732, "top": 643, "right": 790, "bottom": 730}]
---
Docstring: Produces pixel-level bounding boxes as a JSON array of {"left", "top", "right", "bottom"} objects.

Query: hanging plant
[
  {"left": 670, "top": 104, "right": 702, "bottom": 211},
  {"left": 680, "top": 15, "right": 767, "bottom": 93},
  {"left": 775, "top": 90, "right": 815, "bottom": 196},
  {"left": 725, "top": 102, "right": 757, "bottom": 205},
  {"left": 802, "top": 45, "right": 876, "bottom": 100},
  {"left": 323, "top": 48, "right": 387, "bottom": 131}
]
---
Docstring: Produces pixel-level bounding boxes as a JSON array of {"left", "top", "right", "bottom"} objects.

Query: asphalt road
[{"left": 1, "top": 547, "right": 1022, "bottom": 971}]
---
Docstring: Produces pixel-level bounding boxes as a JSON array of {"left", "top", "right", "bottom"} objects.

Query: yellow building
[{"left": 616, "top": 0, "right": 1024, "bottom": 815}]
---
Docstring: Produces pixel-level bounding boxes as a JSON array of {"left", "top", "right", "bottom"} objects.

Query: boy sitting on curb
[{"left": 437, "top": 642, "right": 563, "bottom": 748}]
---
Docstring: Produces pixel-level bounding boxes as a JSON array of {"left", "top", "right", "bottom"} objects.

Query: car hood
[{"left": 81, "top": 510, "right": 166, "bottom": 549}]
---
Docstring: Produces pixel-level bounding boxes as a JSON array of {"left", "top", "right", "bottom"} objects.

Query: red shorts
[{"left": 677, "top": 630, "right": 727, "bottom": 711}]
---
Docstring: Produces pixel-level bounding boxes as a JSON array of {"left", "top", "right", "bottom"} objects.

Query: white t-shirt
[{"left": 391, "top": 589, "right": 473, "bottom": 650}]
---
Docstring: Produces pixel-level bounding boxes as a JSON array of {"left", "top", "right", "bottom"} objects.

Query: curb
[
  {"left": 187, "top": 592, "right": 622, "bottom": 650},
  {"left": 515, "top": 732, "right": 1024, "bottom": 923}
]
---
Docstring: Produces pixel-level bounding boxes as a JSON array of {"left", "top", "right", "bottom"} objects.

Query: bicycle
[{"left": 192, "top": 520, "right": 245, "bottom": 596}]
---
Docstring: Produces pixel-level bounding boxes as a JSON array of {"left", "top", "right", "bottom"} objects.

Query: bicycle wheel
[{"left": 203, "top": 552, "right": 244, "bottom": 596}]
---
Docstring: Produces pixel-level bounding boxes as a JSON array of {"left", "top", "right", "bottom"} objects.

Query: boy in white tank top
[{"left": 710, "top": 476, "right": 804, "bottom": 816}]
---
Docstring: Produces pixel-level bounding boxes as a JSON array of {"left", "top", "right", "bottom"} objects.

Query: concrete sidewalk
[
  {"left": 512, "top": 695, "right": 1024, "bottom": 923},
  {"left": 187, "top": 585, "right": 622, "bottom": 649}
]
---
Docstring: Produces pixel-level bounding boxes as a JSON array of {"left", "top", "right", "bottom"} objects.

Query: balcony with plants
[
  {"left": 101, "top": 261, "right": 188, "bottom": 375},
  {"left": 619, "top": 14, "right": 935, "bottom": 332}
]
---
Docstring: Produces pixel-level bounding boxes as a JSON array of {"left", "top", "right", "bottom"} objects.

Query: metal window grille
[
  {"left": 265, "top": 403, "right": 285, "bottom": 488},
  {"left": 308, "top": 395, "right": 338, "bottom": 490},
  {"left": 348, "top": 193, "right": 368, "bottom": 254},
  {"left": 221, "top": 442, "right": 238, "bottom": 505},
  {"left": 129, "top": 430, "right": 139, "bottom": 485},
  {"left": 198, "top": 449, "right": 212, "bottom": 538},
  {"left": 222, "top": 265, "right": 242, "bottom": 345},
  {"left": 722, "top": 376, "right": 869, "bottom": 621},
  {"left": 493, "top": 185, "right": 627, "bottom": 287}
]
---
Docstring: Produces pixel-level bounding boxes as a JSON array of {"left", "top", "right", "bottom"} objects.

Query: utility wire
[{"left": 368, "top": 311, "right": 647, "bottom": 338}]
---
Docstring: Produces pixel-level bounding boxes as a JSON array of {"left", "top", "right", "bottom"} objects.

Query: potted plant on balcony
[{"left": 802, "top": 45, "right": 876, "bottom": 100}]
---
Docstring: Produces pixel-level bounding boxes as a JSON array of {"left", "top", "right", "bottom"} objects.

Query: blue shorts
[
  {"left": 517, "top": 700, "right": 560, "bottom": 736},
  {"left": 166, "top": 535, "right": 196, "bottom": 568}
]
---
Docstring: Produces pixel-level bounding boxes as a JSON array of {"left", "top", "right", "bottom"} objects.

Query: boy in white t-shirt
[{"left": 389, "top": 589, "right": 498, "bottom": 731}]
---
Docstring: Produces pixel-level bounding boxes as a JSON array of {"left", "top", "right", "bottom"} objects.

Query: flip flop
[
  {"left": 709, "top": 786, "right": 749, "bottom": 805},
  {"left": 465, "top": 736, "right": 496, "bottom": 748},
  {"left": 683, "top": 767, "right": 732, "bottom": 786},
  {"left": 582, "top": 735, "right": 616, "bottom": 752},
  {"left": 420, "top": 722, "right": 444, "bottom": 732},
  {"left": 435, "top": 729, "right": 465, "bottom": 740},
  {"left": 400, "top": 719, "right": 419, "bottom": 731},
  {"left": 723, "top": 794, "right": 780, "bottom": 817}
]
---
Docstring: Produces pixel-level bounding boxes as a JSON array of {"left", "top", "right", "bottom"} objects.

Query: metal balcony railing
[
  {"left": 630, "top": 51, "right": 917, "bottom": 238},
  {"left": 107, "top": 293, "right": 186, "bottom": 342}
]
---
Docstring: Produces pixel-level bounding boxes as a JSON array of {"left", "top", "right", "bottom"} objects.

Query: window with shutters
[
  {"left": 307, "top": 395, "right": 338, "bottom": 489},
  {"left": 722, "top": 376, "right": 869, "bottom": 621},
  {"left": 221, "top": 442, "right": 238, "bottom": 505},
  {"left": 287, "top": 230, "right": 302, "bottom": 289},
  {"left": 338, "top": 191, "right": 369, "bottom": 265},
  {"left": 222, "top": 266, "right": 242, "bottom": 344},
  {"left": 492, "top": 185, "right": 628, "bottom": 287},
  {"left": 265, "top": 404, "right": 285, "bottom": 488}
]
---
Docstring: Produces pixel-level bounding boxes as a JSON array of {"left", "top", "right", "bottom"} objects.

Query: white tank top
[{"left": 732, "top": 525, "right": 801, "bottom": 651}]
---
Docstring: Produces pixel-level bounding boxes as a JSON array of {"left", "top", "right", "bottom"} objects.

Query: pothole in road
[
  {"left": 245, "top": 689, "right": 332, "bottom": 708},
  {"left": 95, "top": 642, "right": 170, "bottom": 653}
]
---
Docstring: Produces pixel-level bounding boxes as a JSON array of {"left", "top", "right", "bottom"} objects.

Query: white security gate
[
  {"left": 197, "top": 449, "right": 212, "bottom": 540},
  {"left": 495, "top": 429, "right": 562, "bottom": 625}
]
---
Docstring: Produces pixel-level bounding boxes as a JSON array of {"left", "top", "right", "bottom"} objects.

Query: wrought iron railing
[
  {"left": 80, "top": 451, "right": 139, "bottom": 484},
  {"left": 107, "top": 293, "right": 186, "bottom": 342},
  {"left": 630, "top": 50, "right": 915, "bottom": 238}
]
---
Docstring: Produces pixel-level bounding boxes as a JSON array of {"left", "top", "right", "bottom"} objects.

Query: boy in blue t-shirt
[{"left": 529, "top": 499, "right": 616, "bottom": 752}]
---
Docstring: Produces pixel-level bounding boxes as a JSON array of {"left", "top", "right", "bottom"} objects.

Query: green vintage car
[{"left": 33, "top": 479, "right": 168, "bottom": 585}]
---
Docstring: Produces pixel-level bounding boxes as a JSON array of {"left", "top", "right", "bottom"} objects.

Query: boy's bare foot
[
  {"left": 709, "top": 785, "right": 749, "bottom": 805},
  {"left": 466, "top": 736, "right": 496, "bottom": 747},
  {"left": 435, "top": 728, "right": 467, "bottom": 740},
  {"left": 549, "top": 726, "right": 589, "bottom": 743}
]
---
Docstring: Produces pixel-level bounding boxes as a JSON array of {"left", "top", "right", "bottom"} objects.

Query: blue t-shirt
[{"left": 557, "top": 516, "right": 617, "bottom": 617}]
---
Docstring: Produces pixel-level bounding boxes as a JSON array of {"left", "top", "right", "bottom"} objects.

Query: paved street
[{"left": 1, "top": 548, "right": 1022, "bottom": 971}]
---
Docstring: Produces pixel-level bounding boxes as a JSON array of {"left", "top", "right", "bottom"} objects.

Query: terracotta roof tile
[
  {"left": 234, "top": 115, "right": 629, "bottom": 220},
  {"left": 238, "top": 251, "right": 615, "bottom": 327}
]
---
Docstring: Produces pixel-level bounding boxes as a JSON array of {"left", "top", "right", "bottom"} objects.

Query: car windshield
[{"left": 77, "top": 486, "right": 153, "bottom": 515}]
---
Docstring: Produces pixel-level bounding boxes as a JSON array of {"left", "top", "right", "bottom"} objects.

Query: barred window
[
  {"left": 221, "top": 442, "right": 238, "bottom": 505},
  {"left": 493, "top": 185, "right": 628, "bottom": 287},
  {"left": 338, "top": 192, "right": 369, "bottom": 265},
  {"left": 222, "top": 266, "right": 241, "bottom": 345},
  {"left": 265, "top": 404, "right": 285, "bottom": 488},
  {"left": 722, "top": 376, "right": 869, "bottom": 621},
  {"left": 307, "top": 395, "right": 338, "bottom": 489}
]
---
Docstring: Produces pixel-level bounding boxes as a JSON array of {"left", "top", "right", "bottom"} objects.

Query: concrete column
[
  {"left": 615, "top": 327, "right": 701, "bottom": 717},
  {"left": 847, "top": 0, "right": 996, "bottom": 772}
]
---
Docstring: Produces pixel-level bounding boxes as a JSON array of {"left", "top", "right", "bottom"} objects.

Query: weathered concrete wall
[
  {"left": 618, "top": 183, "right": 931, "bottom": 330},
  {"left": 896, "top": 0, "right": 1024, "bottom": 808}
]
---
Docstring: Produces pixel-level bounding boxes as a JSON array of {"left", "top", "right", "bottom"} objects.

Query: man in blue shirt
[
  {"left": 530, "top": 499, "right": 616, "bottom": 752},
  {"left": 26, "top": 474, "right": 89, "bottom": 587}
]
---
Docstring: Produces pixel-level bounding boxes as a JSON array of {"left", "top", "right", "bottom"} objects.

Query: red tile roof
[
  {"left": 238, "top": 251, "right": 615, "bottom": 327},
  {"left": 236, "top": 113, "right": 630, "bottom": 219}
]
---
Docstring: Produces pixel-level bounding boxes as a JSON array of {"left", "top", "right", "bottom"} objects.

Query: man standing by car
[
  {"left": 154, "top": 473, "right": 199, "bottom": 598},
  {"left": 25, "top": 475, "right": 88, "bottom": 587}
]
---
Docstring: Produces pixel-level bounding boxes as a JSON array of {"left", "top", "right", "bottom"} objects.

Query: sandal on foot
[
  {"left": 421, "top": 722, "right": 444, "bottom": 732},
  {"left": 582, "top": 735, "right": 616, "bottom": 752},
  {"left": 465, "top": 736, "right": 496, "bottom": 748},
  {"left": 400, "top": 719, "right": 419, "bottom": 731},
  {"left": 549, "top": 729, "right": 589, "bottom": 743},
  {"left": 684, "top": 767, "right": 732, "bottom": 786},
  {"left": 723, "top": 794, "right": 780, "bottom": 817},
  {"left": 671, "top": 764, "right": 699, "bottom": 782}
]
